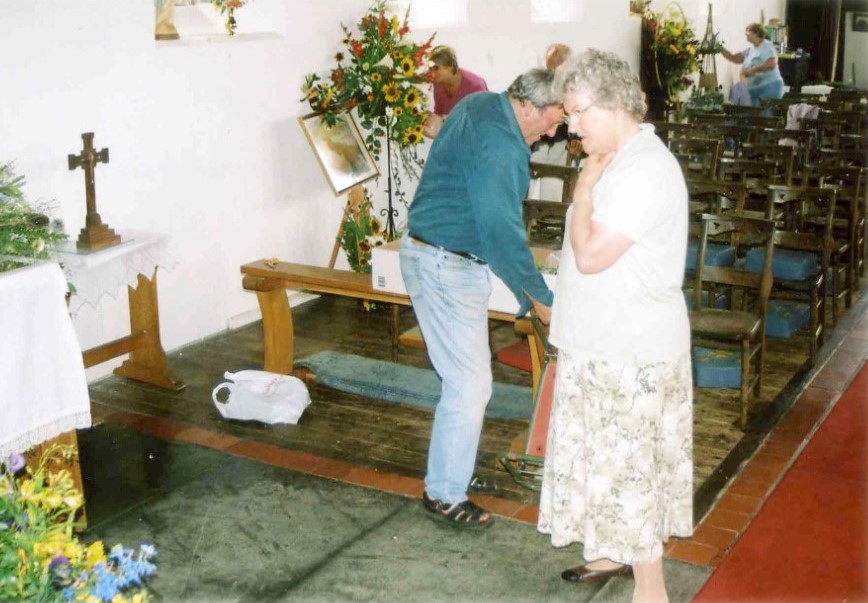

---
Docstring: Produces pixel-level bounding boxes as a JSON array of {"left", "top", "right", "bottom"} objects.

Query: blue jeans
[
  {"left": 749, "top": 78, "right": 784, "bottom": 106},
  {"left": 399, "top": 235, "right": 493, "bottom": 503}
]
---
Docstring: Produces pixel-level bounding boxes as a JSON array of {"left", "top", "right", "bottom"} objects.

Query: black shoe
[
  {"left": 421, "top": 492, "right": 494, "bottom": 529},
  {"left": 561, "top": 563, "right": 633, "bottom": 583}
]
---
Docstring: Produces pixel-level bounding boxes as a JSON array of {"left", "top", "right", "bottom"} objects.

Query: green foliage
[
  {"left": 685, "top": 85, "right": 725, "bottom": 114},
  {"left": 641, "top": 2, "right": 700, "bottom": 104},
  {"left": 339, "top": 188, "right": 399, "bottom": 273},
  {"left": 0, "top": 162, "right": 67, "bottom": 274}
]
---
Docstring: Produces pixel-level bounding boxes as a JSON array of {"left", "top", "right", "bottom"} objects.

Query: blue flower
[{"left": 5, "top": 453, "right": 25, "bottom": 473}]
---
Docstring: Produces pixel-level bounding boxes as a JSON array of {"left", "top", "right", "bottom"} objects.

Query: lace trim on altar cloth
[
  {"left": 57, "top": 230, "right": 178, "bottom": 316},
  {"left": 0, "top": 412, "right": 92, "bottom": 458}
]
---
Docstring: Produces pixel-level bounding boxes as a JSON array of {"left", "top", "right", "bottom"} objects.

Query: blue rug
[{"left": 296, "top": 351, "right": 533, "bottom": 420}]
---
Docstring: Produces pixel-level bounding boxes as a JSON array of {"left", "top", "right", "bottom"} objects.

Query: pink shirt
[{"left": 433, "top": 68, "right": 488, "bottom": 115}]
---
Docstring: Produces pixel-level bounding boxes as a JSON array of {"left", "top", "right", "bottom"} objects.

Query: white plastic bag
[{"left": 211, "top": 370, "right": 311, "bottom": 425}]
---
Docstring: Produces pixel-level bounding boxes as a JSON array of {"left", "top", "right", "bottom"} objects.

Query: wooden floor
[{"left": 87, "top": 288, "right": 850, "bottom": 517}]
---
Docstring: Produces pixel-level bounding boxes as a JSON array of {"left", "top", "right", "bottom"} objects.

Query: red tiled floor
[
  {"left": 714, "top": 492, "right": 763, "bottom": 516},
  {"left": 667, "top": 540, "right": 719, "bottom": 566},
  {"left": 701, "top": 507, "right": 752, "bottom": 533},
  {"left": 174, "top": 427, "right": 240, "bottom": 450},
  {"left": 689, "top": 523, "right": 739, "bottom": 551}
]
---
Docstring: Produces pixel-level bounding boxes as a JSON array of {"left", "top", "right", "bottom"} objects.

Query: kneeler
[{"left": 499, "top": 315, "right": 557, "bottom": 491}]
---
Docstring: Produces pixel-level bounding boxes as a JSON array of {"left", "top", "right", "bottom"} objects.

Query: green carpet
[{"left": 296, "top": 351, "right": 533, "bottom": 419}]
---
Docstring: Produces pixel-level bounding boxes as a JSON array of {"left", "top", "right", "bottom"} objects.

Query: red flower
[
  {"left": 351, "top": 40, "right": 364, "bottom": 57},
  {"left": 378, "top": 16, "right": 387, "bottom": 37}
]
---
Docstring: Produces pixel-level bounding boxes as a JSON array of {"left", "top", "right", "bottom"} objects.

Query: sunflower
[
  {"left": 370, "top": 72, "right": 382, "bottom": 83},
  {"left": 369, "top": 216, "right": 383, "bottom": 235},
  {"left": 359, "top": 239, "right": 372, "bottom": 253},
  {"left": 403, "top": 89, "right": 420, "bottom": 107},
  {"left": 399, "top": 56, "right": 416, "bottom": 77},
  {"left": 403, "top": 129, "right": 422, "bottom": 144},
  {"left": 382, "top": 82, "right": 401, "bottom": 103},
  {"left": 393, "top": 106, "right": 404, "bottom": 116}
]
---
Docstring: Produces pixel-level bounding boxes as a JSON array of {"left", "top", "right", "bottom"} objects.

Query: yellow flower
[
  {"left": 370, "top": 72, "right": 382, "bottom": 83},
  {"left": 63, "top": 492, "right": 84, "bottom": 509},
  {"left": 382, "top": 82, "right": 401, "bottom": 103},
  {"left": 369, "top": 217, "right": 383, "bottom": 235},
  {"left": 86, "top": 541, "right": 107, "bottom": 566},
  {"left": 18, "top": 479, "right": 39, "bottom": 503},
  {"left": 403, "top": 89, "right": 420, "bottom": 107},
  {"left": 399, "top": 56, "right": 416, "bottom": 77},
  {"left": 42, "top": 491, "right": 64, "bottom": 509},
  {"left": 393, "top": 106, "right": 404, "bottom": 116},
  {"left": 391, "top": 16, "right": 399, "bottom": 32},
  {"left": 403, "top": 130, "right": 421, "bottom": 144}
]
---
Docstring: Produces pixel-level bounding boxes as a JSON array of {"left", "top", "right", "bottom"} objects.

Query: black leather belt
[{"left": 409, "top": 235, "right": 486, "bottom": 265}]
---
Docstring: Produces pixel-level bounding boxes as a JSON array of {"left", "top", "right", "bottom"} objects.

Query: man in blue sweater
[{"left": 400, "top": 69, "right": 563, "bottom": 528}]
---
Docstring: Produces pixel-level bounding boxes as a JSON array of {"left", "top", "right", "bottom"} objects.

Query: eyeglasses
[{"left": 563, "top": 102, "right": 598, "bottom": 124}]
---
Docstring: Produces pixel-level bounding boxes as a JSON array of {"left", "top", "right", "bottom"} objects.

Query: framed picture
[
  {"left": 298, "top": 112, "right": 379, "bottom": 196},
  {"left": 853, "top": 13, "right": 868, "bottom": 32}
]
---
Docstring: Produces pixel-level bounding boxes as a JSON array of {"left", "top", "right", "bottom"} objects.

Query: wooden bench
[{"left": 240, "top": 260, "right": 540, "bottom": 384}]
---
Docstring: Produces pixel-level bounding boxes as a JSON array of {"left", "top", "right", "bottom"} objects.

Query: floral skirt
[{"left": 537, "top": 349, "right": 694, "bottom": 565}]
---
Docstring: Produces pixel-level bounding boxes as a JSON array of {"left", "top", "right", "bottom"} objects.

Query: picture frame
[
  {"left": 853, "top": 13, "right": 868, "bottom": 32},
  {"left": 298, "top": 112, "right": 379, "bottom": 196}
]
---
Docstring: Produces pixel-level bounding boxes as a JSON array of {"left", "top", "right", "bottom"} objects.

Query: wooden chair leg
[{"left": 740, "top": 339, "right": 751, "bottom": 428}]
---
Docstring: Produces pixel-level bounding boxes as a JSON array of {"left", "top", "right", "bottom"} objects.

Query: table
[{"left": 56, "top": 230, "right": 184, "bottom": 390}]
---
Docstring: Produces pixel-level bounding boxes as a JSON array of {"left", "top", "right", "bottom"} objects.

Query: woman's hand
[
  {"left": 574, "top": 152, "right": 615, "bottom": 202},
  {"left": 524, "top": 290, "right": 552, "bottom": 325}
]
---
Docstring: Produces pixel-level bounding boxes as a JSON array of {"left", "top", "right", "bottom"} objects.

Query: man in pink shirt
[{"left": 424, "top": 45, "right": 488, "bottom": 138}]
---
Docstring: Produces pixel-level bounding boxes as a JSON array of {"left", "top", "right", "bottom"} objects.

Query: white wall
[
  {"left": 0, "top": 0, "right": 781, "bottom": 381},
  {"left": 843, "top": 11, "right": 868, "bottom": 87}
]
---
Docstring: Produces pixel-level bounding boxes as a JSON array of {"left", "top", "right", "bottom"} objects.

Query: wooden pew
[{"left": 240, "top": 259, "right": 535, "bottom": 381}]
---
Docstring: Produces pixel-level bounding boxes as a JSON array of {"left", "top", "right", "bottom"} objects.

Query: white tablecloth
[
  {"left": 55, "top": 230, "right": 176, "bottom": 315},
  {"left": 0, "top": 262, "right": 91, "bottom": 457}
]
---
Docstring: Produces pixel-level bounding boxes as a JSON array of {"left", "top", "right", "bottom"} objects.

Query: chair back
[
  {"left": 528, "top": 162, "right": 578, "bottom": 204},
  {"left": 670, "top": 138, "right": 722, "bottom": 179},
  {"left": 692, "top": 213, "right": 776, "bottom": 316}
]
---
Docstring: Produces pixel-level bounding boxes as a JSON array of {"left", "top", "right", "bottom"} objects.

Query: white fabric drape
[{"left": 0, "top": 262, "right": 91, "bottom": 457}]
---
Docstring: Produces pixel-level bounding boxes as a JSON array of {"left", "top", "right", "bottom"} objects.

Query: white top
[
  {"left": 549, "top": 125, "right": 690, "bottom": 364},
  {"left": 0, "top": 262, "right": 91, "bottom": 456}
]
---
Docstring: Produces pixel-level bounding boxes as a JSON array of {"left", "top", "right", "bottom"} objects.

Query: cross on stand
[{"left": 68, "top": 132, "right": 121, "bottom": 250}]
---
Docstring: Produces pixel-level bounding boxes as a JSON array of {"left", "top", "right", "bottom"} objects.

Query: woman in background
[
  {"left": 721, "top": 23, "right": 785, "bottom": 105},
  {"left": 423, "top": 45, "right": 488, "bottom": 138}
]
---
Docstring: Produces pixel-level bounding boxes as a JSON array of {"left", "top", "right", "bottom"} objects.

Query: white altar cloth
[
  {"left": 55, "top": 230, "right": 175, "bottom": 315},
  {"left": 0, "top": 262, "right": 91, "bottom": 457}
]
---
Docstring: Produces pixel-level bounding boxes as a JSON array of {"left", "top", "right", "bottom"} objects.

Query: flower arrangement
[
  {"left": 0, "top": 161, "right": 67, "bottom": 274},
  {"left": 637, "top": 2, "right": 700, "bottom": 113},
  {"left": 339, "top": 187, "right": 389, "bottom": 274},
  {"left": 1, "top": 447, "right": 157, "bottom": 602},
  {"left": 302, "top": 1, "right": 434, "bottom": 212},
  {"left": 210, "top": 0, "right": 248, "bottom": 35}
]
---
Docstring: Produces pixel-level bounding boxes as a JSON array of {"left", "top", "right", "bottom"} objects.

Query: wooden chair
[
  {"left": 817, "top": 167, "right": 866, "bottom": 308},
  {"left": 759, "top": 185, "right": 837, "bottom": 364},
  {"left": 798, "top": 117, "right": 845, "bottom": 150},
  {"left": 738, "top": 143, "right": 796, "bottom": 185},
  {"left": 689, "top": 213, "right": 776, "bottom": 428},
  {"left": 650, "top": 121, "right": 703, "bottom": 145},
  {"left": 524, "top": 162, "right": 577, "bottom": 244},
  {"left": 716, "top": 157, "right": 786, "bottom": 216},
  {"left": 670, "top": 137, "right": 722, "bottom": 180},
  {"left": 762, "top": 128, "right": 816, "bottom": 168}
]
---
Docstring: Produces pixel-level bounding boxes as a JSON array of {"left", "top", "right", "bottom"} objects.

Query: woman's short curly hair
[
  {"left": 746, "top": 23, "right": 766, "bottom": 39},
  {"left": 553, "top": 49, "right": 647, "bottom": 122},
  {"left": 429, "top": 45, "right": 459, "bottom": 74}
]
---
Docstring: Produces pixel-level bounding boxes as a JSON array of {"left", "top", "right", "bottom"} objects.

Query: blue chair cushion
[
  {"left": 745, "top": 247, "right": 820, "bottom": 281},
  {"left": 683, "top": 288, "right": 729, "bottom": 310},
  {"left": 766, "top": 300, "right": 811, "bottom": 339},
  {"left": 686, "top": 240, "right": 737, "bottom": 271},
  {"left": 692, "top": 347, "right": 741, "bottom": 388}
]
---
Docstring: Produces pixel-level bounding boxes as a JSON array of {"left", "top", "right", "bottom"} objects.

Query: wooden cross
[{"left": 68, "top": 132, "right": 121, "bottom": 250}]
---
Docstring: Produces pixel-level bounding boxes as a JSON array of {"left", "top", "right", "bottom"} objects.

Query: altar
[{"left": 1, "top": 262, "right": 91, "bottom": 521}]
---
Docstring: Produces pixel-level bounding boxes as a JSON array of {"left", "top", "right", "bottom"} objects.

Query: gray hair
[
  {"left": 553, "top": 49, "right": 647, "bottom": 121},
  {"left": 506, "top": 68, "right": 563, "bottom": 109}
]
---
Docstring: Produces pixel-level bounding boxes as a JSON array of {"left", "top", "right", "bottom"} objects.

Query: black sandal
[
  {"left": 422, "top": 492, "right": 494, "bottom": 529},
  {"left": 468, "top": 475, "right": 499, "bottom": 494}
]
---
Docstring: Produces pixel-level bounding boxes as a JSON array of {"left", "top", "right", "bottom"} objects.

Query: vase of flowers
[
  {"left": 1, "top": 446, "right": 157, "bottom": 602},
  {"left": 636, "top": 1, "right": 699, "bottom": 120},
  {"left": 303, "top": 1, "right": 434, "bottom": 244},
  {"left": 211, "top": 0, "right": 246, "bottom": 36},
  {"left": 338, "top": 187, "right": 389, "bottom": 274}
]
